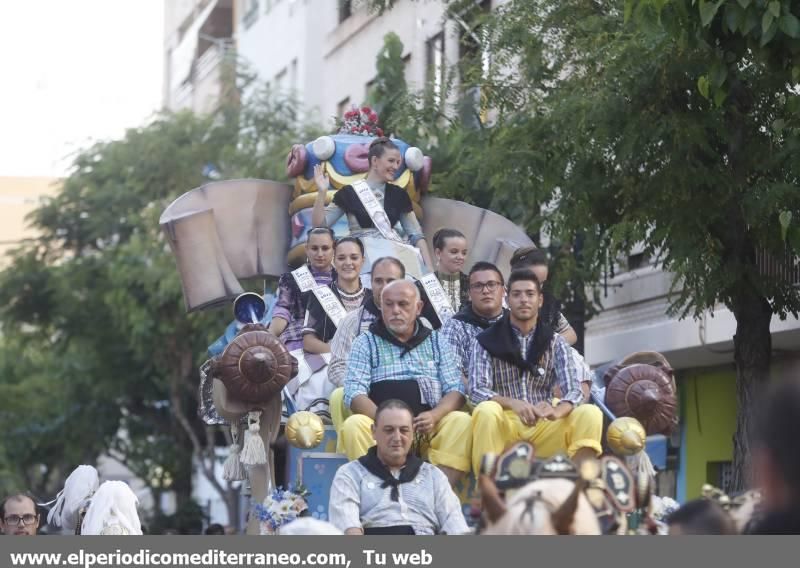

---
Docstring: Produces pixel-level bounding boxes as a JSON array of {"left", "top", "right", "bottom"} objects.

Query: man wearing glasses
[
  {"left": 441, "top": 262, "right": 508, "bottom": 385},
  {"left": 467, "top": 269, "right": 603, "bottom": 475},
  {"left": 1, "top": 494, "right": 40, "bottom": 536}
]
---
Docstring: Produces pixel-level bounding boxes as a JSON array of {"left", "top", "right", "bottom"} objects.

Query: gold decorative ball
[
  {"left": 606, "top": 417, "right": 647, "bottom": 456},
  {"left": 285, "top": 411, "right": 325, "bottom": 449}
]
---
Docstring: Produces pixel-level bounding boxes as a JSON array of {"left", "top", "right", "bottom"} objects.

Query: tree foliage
[
  {"left": 0, "top": 86, "right": 320, "bottom": 525},
  {"left": 369, "top": 0, "right": 800, "bottom": 489}
]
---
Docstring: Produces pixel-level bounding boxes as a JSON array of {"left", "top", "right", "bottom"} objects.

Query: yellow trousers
[
  {"left": 329, "top": 387, "right": 472, "bottom": 473},
  {"left": 471, "top": 400, "right": 603, "bottom": 475}
]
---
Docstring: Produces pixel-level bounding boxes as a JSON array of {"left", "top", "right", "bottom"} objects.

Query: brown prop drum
[
  {"left": 216, "top": 324, "right": 297, "bottom": 403},
  {"left": 604, "top": 363, "right": 677, "bottom": 436}
]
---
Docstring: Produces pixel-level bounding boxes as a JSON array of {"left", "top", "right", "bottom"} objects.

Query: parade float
[{"left": 159, "top": 108, "right": 679, "bottom": 534}]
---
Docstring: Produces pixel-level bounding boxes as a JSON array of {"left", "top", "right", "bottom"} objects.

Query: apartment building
[{"left": 163, "top": 0, "right": 235, "bottom": 113}]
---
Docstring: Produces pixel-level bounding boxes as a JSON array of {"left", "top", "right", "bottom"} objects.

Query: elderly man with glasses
[{"left": 1, "top": 494, "right": 40, "bottom": 536}]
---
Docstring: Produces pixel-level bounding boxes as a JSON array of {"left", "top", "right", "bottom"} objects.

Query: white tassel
[
  {"left": 627, "top": 451, "right": 656, "bottom": 480},
  {"left": 48, "top": 465, "right": 99, "bottom": 529},
  {"left": 223, "top": 424, "right": 247, "bottom": 481},
  {"left": 240, "top": 411, "right": 267, "bottom": 465}
]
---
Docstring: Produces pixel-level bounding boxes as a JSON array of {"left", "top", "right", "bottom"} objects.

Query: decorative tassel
[
  {"left": 240, "top": 411, "right": 267, "bottom": 465},
  {"left": 223, "top": 424, "right": 247, "bottom": 481},
  {"left": 627, "top": 450, "right": 656, "bottom": 480}
]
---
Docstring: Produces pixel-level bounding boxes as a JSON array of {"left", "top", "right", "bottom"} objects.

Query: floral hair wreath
[{"left": 338, "top": 104, "right": 384, "bottom": 137}]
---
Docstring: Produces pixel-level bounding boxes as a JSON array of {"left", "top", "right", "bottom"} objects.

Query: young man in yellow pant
[{"left": 467, "top": 269, "right": 602, "bottom": 475}]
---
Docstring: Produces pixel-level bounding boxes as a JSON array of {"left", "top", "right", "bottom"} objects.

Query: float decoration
[
  {"left": 337, "top": 104, "right": 384, "bottom": 137},
  {"left": 254, "top": 485, "right": 310, "bottom": 535}
]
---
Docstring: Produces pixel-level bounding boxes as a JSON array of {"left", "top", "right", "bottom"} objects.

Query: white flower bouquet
[{"left": 253, "top": 485, "right": 310, "bottom": 535}]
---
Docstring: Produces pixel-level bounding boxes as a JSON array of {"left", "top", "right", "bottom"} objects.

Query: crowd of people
[{"left": 3, "top": 137, "right": 799, "bottom": 536}]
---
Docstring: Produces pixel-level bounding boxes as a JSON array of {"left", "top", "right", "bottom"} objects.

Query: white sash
[
  {"left": 351, "top": 180, "right": 404, "bottom": 243},
  {"left": 311, "top": 286, "right": 347, "bottom": 327},
  {"left": 292, "top": 265, "right": 346, "bottom": 327},
  {"left": 291, "top": 265, "right": 317, "bottom": 292},
  {"left": 419, "top": 273, "right": 455, "bottom": 322}
]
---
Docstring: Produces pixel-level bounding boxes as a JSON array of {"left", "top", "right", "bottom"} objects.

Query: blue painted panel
[
  {"left": 286, "top": 427, "right": 339, "bottom": 484},
  {"left": 298, "top": 452, "right": 349, "bottom": 522},
  {"left": 645, "top": 434, "right": 668, "bottom": 470},
  {"left": 677, "top": 417, "right": 688, "bottom": 503}
]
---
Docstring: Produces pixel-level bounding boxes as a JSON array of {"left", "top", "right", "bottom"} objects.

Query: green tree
[
  {"left": 369, "top": 0, "right": 800, "bottom": 490},
  {"left": 0, "top": 86, "right": 321, "bottom": 525},
  {"left": 366, "top": 32, "right": 413, "bottom": 135}
]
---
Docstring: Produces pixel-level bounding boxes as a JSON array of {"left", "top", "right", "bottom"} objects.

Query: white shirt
[{"left": 328, "top": 459, "right": 468, "bottom": 535}]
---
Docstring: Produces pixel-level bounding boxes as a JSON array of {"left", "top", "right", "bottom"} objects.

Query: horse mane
[{"left": 483, "top": 478, "right": 601, "bottom": 535}]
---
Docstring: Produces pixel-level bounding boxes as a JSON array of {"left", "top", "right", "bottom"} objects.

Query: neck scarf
[
  {"left": 358, "top": 446, "right": 423, "bottom": 502},
  {"left": 477, "top": 312, "right": 554, "bottom": 372},
  {"left": 369, "top": 317, "right": 432, "bottom": 358},
  {"left": 453, "top": 303, "right": 506, "bottom": 330}
]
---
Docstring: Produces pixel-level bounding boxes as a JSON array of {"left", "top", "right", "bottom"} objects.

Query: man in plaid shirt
[
  {"left": 341, "top": 279, "right": 472, "bottom": 485},
  {"left": 441, "top": 261, "right": 508, "bottom": 385},
  {"left": 467, "top": 269, "right": 602, "bottom": 474}
]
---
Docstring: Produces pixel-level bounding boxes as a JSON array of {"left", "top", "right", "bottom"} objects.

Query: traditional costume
[
  {"left": 327, "top": 296, "right": 382, "bottom": 388},
  {"left": 303, "top": 282, "right": 372, "bottom": 343},
  {"left": 322, "top": 181, "right": 424, "bottom": 246},
  {"left": 435, "top": 271, "right": 469, "bottom": 313},
  {"left": 47, "top": 465, "right": 99, "bottom": 534},
  {"left": 328, "top": 447, "right": 468, "bottom": 535},
  {"left": 338, "top": 318, "right": 471, "bottom": 473},
  {"left": 294, "top": 281, "right": 372, "bottom": 421},
  {"left": 80, "top": 481, "right": 142, "bottom": 536},
  {"left": 272, "top": 266, "right": 334, "bottom": 351},
  {"left": 441, "top": 303, "right": 507, "bottom": 382},
  {"left": 468, "top": 313, "right": 603, "bottom": 474}
]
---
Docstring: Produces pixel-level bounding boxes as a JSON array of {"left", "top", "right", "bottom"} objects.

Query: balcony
[{"left": 584, "top": 262, "right": 800, "bottom": 370}]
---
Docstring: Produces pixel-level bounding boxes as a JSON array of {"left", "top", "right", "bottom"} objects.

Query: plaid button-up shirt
[
  {"left": 440, "top": 310, "right": 505, "bottom": 384},
  {"left": 328, "top": 306, "right": 377, "bottom": 388},
  {"left": 343, "top": 326, "right": 464, "bottom": 409},
  {"left": 467, "top": 325, "right": 583, "bottom": 407}
]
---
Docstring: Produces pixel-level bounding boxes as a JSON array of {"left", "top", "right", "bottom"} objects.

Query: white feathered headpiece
[
  {"left": 47, "top": 465, "right": 100, "bottom": 531},
  {"left": 80, "top": 481, "right": 142, "bottom": 536}
]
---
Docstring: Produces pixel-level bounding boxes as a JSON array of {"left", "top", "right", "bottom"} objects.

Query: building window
[
  {"left": 364, "top": 77, "right": 375, "bottom": 101},
  {"left": 290, "top": 59, "right": 298, "bottom": 92},
  {"left": 339, "top": 0, "right": 352, "bottom": 23},
  {"left": 337, "top": 97, "right": 351, "bottom": 118},
  {"left": 275, "top": 67, "right": 288, "bottom": 92},
  {"left": 241, "top": 0, "right": 260, "bottom": 28},
  {"left": 458, "top": 0, "right": 491, "bottom": 77},
  {"left": 627, "top": 251, "right": 650, "bottom": 271},
  {"left": 426, "top": 32, "right": 445, "bottom": 107}
]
